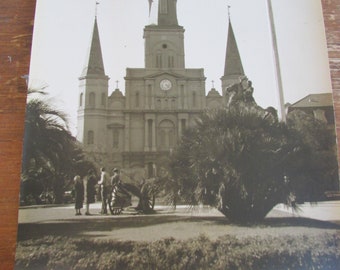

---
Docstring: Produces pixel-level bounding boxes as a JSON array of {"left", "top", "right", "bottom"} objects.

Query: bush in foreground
[{"left": 15, "top": 233, "right": 339, "bottom": 270}]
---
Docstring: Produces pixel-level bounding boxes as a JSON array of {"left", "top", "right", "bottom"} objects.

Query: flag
[{"left": 148, "top": 0, "right": 153, "bottom": 16}]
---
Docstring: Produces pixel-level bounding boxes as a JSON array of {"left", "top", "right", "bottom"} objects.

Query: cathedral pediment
[{"left": 145, "top": 71, "right": 185, "bottom": 80}]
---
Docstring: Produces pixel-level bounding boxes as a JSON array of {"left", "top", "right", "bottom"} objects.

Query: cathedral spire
[
  {"left": 221, "top": 17, "right": 245, "bottom": 94},
  {"left": 223, "top": 19, "right": 244, "bottom": 78},
  {"left": 81, "top": 17, "right": 106, "bottom": 77},
  {"left": 158, "top": 0, "right": 178, "bottom": 26}
]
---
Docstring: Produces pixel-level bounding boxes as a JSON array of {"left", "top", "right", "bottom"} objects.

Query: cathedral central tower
[
  {"left": 158, "top": 0, "right": 178, "bottom": 26},
  {"left": 144, "top": 0, "right": 185, "bottom": 69}
]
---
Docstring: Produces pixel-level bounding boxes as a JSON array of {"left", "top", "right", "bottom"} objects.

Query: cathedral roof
[
  {"left": 81, "top": 17, "right": 106, "bottom": 77},
  {"left": 289, "top": 93, "right": 333, "bottom": 108},
  {"left": 110, "top": 88, "right": 124, "bottom": 98},
  {"left": 207, "top": 88, "right": 221, "bottom": 97},
  {"left": 223, "top": 19, "right": 244, "bottom": 78}
]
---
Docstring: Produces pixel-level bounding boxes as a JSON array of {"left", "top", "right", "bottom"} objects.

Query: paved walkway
[
  {"left": 274, "top": 201, "right": 340, "bottom": 223},
  {"left": 18, "top": 201, "right": 340, "bottom": 224},
  {"left": 16, "top": 201, "right": 340, "bottom": 242}
]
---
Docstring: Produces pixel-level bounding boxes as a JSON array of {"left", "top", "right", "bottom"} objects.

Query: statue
[{"left": 225, "top": 76, "right": 256, "bottom": 107}]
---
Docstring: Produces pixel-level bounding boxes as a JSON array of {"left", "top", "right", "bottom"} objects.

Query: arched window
[
  {"left": 89, "top": 92, "right": 95, "bottom": 107},
  {"left": 79, "top": 93, "right": 83, "bottom": 107},
  {"left": 87, "top": 130, "right": 94, "bottom": 145}
]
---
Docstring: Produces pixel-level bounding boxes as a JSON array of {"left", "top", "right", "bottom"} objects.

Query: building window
[
  {"left": 171, "top": 99, "right": 176, "bottom": 109},
  {"left": 192, "top": 91, "right": 196, "bottom": 108},
  {"left": 148, "top": 85, "right": 152, "bottom": 108},
  {"left": 87, "top": 130, "right": 94, "bottom": 145},
  {"left": 156, "top": 52, "right": 162, "bottom": 68},
  {"left": 79, "top": 93, "right": 83, "bottom": 107},
  {"left": 135, "top": 92, "right": 140, "bottom": 108},
  {"left": 168, "top": 55, "right": 174, "bottom": 68},
  {"left": 169, "top": 130, "right": 174, "bottom": 148},
  {"left": 89, "top": 92, "right": 95, "bottom": 107},
  {"left": 156, "top": 99, "right": 161, "bottom": 109}
]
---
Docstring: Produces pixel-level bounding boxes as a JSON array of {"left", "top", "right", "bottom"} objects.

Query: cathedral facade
[{"left": 77, "top": 0, "right": 244, "bottom": 177}]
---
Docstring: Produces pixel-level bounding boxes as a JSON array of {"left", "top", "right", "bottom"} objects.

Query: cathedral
[{"left": 77, "top": 0, "right": 244, "bottom": 177}]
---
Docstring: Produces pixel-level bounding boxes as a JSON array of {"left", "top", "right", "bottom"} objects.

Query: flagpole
[{"left": 266, "top": 0, "right": 286, "bottom": 122}]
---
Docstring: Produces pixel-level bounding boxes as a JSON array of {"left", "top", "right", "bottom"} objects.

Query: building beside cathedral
[{"left": 77, "top": 0, "right": 244, "bottom": 177}]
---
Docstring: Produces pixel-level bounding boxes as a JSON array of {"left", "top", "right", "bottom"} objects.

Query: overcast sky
[{"left": 29, "top": 0, "right": 332, "bottom": 135}]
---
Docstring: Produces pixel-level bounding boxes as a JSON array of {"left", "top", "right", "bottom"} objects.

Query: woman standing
[
  {"left": 74, "top": 175, "right": 84, "bottom": 215},
  {"left": 84, "top": 169, "right": 97, "bottom": 215}
]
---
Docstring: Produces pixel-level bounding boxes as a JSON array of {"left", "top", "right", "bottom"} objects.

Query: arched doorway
[{"left": 157, "top": 119, "right": 175, "bottom": 151}]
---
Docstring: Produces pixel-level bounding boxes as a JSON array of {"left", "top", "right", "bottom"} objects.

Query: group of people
[{"left": 73, "top": 167, "right": 121, "bottom": 216}]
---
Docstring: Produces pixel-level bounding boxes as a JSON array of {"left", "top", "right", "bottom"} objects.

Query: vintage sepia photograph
[{"left": 15, "top": 0, "right": 340, "bottom": 269}]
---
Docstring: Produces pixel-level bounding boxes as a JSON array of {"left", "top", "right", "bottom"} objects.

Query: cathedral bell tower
[
  {"left": 77, "top": 17, "right": 109, "bottom": 154},
  {"left": 144, "top": 0, "right": 185, "bottom": 70}
]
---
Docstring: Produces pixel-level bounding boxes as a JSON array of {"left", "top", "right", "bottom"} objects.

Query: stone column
[
  {"left": 124, "top": 114, "right": 130, "bottom": 152},
  {"left": 144, "top": 117, "right": 149, "bottom": 151},
  {"left": 152, "top": 117, "right": 157, "bottom": 151}
]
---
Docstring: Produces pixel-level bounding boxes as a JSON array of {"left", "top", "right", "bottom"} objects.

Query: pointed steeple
[
  {"left": 221, "top": 19, "right": 244, "bottom": 94},
  {"left": 223, "top": 19, "right": 244, "bottom": 77},
  {"left": 81, "top": 17, "right": 106, "bottom": 77},
  {"left": 158, "top": 0, "right": 178, "bottom": 26}
]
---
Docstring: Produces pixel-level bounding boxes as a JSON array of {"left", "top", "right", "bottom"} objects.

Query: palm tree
[
  {"left": 286, "top": 109, "right": 339, "bottom": 201},
  {"left": 21, "top": 90, "right": 95, "bottom": 204},
  {"left": 170, "top": 102, "right": 304, "bottom": 223}
]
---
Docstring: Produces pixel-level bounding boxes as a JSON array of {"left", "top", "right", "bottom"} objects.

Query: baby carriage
[
  {"left": 108, "top": 183, "right": 132, "bottom": 215},
  {"left": 108, "top": 178, "right": 159, "bottom": 215}
]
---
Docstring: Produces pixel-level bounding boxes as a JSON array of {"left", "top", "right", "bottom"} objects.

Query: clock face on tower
[{"left": 160, "top": 79, "right": 172, "bottom": 91}]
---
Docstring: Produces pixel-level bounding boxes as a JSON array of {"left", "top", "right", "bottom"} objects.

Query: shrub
[{"left": 15, "top": 233, "right": 340, "bottom": 270}]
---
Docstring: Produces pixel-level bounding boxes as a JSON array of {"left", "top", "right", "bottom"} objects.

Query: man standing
[{"left": 98, "top": 167, "right": 111, "bottom": 214}]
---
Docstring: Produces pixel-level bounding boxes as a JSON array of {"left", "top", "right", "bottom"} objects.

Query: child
[{"left": 74, "top": 175, "right": 84, "bottom": 215}]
